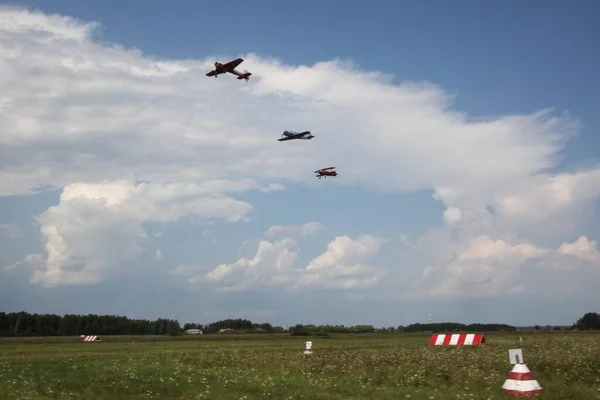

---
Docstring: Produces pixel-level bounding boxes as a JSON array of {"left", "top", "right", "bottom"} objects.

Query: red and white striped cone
[
  {"left": 502, "top": 363, "right": 542, "bottom": 396},
  {"left": 303, "top": 341, "right": 312, "bottom": 355}
]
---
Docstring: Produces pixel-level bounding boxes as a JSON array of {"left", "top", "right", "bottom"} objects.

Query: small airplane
[
  {"left": 315, "top": 167, "right": 337, "bottom": 179},
  {"left": 205, "top": 58, "right": 252, "bottom": 81},
  {"left": 277, "top": 130, "right": 314, "bottom": 142}
]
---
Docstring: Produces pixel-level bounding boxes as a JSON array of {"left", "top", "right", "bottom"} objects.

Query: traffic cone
[
  {"left": 303, "top": 340, "right": 312, "bottom": 355},
  {"left": 502, "top": 363, "right": 542, "bottom": 396}
]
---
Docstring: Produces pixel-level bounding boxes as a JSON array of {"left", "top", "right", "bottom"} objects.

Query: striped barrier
[
  {"left": 428, "top": 333, "right": 486, "bottom": 346},
  {"left": 82, "top": 335, "right": 102, "bottom": 342}
]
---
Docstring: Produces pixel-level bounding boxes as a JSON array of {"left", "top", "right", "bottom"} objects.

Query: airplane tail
[{"left": 237, "top": 70, "right": 252, "bottom": 81}]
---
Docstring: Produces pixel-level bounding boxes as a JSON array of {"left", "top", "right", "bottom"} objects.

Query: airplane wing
[
  {"left": 223, "top": 58, "right": 244, "bottom": 70},
  {"left": 206, "top": 70, "right": 222, "bottom": 77}
]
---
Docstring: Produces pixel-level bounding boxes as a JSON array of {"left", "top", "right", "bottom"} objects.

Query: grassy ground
[{"left": 1, "top": 332, "right": 599, "bottom": 399}]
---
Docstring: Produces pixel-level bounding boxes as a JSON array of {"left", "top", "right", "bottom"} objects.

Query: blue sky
[{"left": 1, "top": 0, "right": 599, "bottom": 327}]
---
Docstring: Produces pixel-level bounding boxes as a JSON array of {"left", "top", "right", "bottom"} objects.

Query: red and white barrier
[
  {"left": 81, "top": 335, "right": 101, "bottom": 342},
  {"left": 502, "top": 363, "right": 543, "bottom": 396},
  {"left": 428, "top": 333, "right": 486, "bottom": 346}
]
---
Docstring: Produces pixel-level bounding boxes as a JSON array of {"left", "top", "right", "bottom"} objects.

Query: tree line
[
  {"left": 0, "top": 311, "right": 182, "bottom": 337},
  {"left": 573, "top": 312, "right": 600, "bottom": 330},
  {"left": 0, "top": 310, "right": 597, "bottom": 337}
]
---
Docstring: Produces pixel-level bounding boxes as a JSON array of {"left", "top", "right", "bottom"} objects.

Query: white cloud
[
  {"left": 496, "top": 170, "right": 600, "bottom": 231},
  {"left": 425, "top": 235, "right": 548, "bottom": 297},
  {"left": 7, "top": 179, "right": 276, "bottom": 286},
  {"left": 265, "top": 222, "right": 323, "bottom": 238},
  {"left": 175, "top": 229, "right": 385, "bottom": 292},
  {"left": 402, "top": 234, "right": 600, "bottom": 299},
  {"left": 558, "top": 236, "right": 600, "bottom": 261},
  {"left": 0, "top": 6, "right": 97, "bottom": 42},
  {"left": 0, "top": 6, "right": 589, "bottom": 200},
  {"left": 305, "top": 235, "right": 382, "bottom": 271},
  {"left": 409, "top": 167, "right": 600, "bottom": 298},
  {"left": 458, "top": 236, "right": 548, "bottom": 262},
  {"left": 1, "top": 7, "right": 599, "bottom": 305},
  {"left": 204, "top": 238, "right": 299, "bottom": 291},
  {"left": 300, "top": 235, "right": 386, "bottom": 289},
  {"left": 442, "top": 207, "right": 462, "bottom": 226},
  {"left": 434, "top": 168, "right": 600, "bottom": 236}
]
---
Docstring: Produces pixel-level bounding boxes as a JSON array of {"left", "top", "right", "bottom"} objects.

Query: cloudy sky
[{"left": 1, "top": 0, "right": 599, "bottom": 327}]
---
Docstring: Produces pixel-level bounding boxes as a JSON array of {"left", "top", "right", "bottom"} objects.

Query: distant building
[{"left": 184, "top": 329, "right": 203, "bottom": 335}]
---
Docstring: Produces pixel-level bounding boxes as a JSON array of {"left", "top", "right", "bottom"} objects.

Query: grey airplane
[{"left": 277, "top": 130, "right": 314, "bottom": 141}]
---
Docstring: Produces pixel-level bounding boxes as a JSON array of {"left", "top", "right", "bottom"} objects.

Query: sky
[{"left": 1, "top": 0, "right": 599, "bottom": 328}]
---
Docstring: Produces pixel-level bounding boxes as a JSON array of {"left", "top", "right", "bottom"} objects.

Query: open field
[{"left": 1, "top": 332, "right": 599, "bottom": 399}]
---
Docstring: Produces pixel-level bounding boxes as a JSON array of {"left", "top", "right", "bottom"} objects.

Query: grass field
[{"left": 1, "top": 332, "right": 599, "bottom": 399}]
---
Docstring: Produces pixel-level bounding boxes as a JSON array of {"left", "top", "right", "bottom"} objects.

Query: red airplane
[
  {"left": 205, "top": 58, "right": 252, "bottom": 81},
  {"left": 315, "top": 167, "right": 337, "bottom": 179}
]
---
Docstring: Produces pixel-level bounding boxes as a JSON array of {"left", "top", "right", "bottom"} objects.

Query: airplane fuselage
[
  {"left": 216, "top": 63, "right": 238, "bottom": 76},
  {"left": 214, "top": 62, "right": 251, "bottom": 81},
  {"left": 278, "top": 131, "right": 314, "bottom": 141},
  {"left": 316, "top": 171, "right": 337, "bottom": 178},
  {"left": 207, "top": 61, "right": 252, "bottom": 81}
]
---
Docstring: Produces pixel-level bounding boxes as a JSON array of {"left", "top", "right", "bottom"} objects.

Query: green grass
[{"left": 1, "top": 332, "right": 599, "bottom": 399}]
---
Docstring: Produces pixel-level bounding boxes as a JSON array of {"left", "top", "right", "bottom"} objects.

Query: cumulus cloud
[
  {"left": 426, "top": 235, "right": 549, "bottom": 297},
  {"left": 1, "top": 7, "right": 599, "bottom": 304},
  {"left": 398, "top": 233, "right": 600, "bottom": 299},
  {"left": 404, "top": 168, "right": 600, "bottom": 298},
  {"left": 0, "top": 6, "right": 590, "bottom": 199},
  {"left": 433, "top": 169, "right": 600, "bottom": 238},
  {"left": 7, "top": 179, "right": 279, "bottom": 286},
  {"left": 558, "top": 236, "right": 600, "bottom": 261},
  {"left": 174, "top": 227, "right": 385, "bottom": 292}
]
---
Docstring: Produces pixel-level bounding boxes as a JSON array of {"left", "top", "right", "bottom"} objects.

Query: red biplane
[
  {"left": 315, "top": 167, "right": 337, "bottom": 179},
  {"left": 205, "top": 58, "right": 252, "bottom": 81}
]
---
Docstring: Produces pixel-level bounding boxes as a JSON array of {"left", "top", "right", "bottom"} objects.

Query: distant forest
[{"left": 0, "top": 310, "right": 598, "bottom": 337}]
